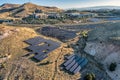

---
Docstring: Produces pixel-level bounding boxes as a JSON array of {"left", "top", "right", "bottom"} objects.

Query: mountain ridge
[
  {"left": 0, "top": 2, "right": 63, "bottom": 18},
  {"left": 67, "top": 6, "right": 120, "bottom": 11}
]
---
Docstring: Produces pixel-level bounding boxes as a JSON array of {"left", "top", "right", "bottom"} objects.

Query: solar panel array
[
  {"left": 38, "top": 26, "right": 77, "bottom": 41},
  {"left": 63, "top": 54, "right": 88, "bottom": 74},
  {"left": 25, "top": 36, "right": 60, "bottom": 61}
]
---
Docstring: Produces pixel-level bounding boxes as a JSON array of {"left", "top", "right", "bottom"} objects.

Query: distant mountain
[
  {"left": 70, "top": 6, "right": 120, "bottom": 11},
  {"left": 0, "top": 3, "right": 20, "bottom": 9},
  {"left": 0, "top": 2, "right": 63, "bottom": 18}
]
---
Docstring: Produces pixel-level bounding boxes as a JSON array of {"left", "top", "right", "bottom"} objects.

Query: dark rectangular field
[
  {"left": 25, "top": 36, "right": 61, "bottom": 61},
  {"left": 62, "top": 54, "right": 88, "bottom": 74}
]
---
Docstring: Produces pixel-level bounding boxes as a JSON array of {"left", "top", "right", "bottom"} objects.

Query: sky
[{"left": 0, "top": 0, "right": 120, "bottom": 9}]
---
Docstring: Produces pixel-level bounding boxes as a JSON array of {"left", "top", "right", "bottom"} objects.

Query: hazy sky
[{"left": 0, "top": 0, "right": 120, "bottom": 9}]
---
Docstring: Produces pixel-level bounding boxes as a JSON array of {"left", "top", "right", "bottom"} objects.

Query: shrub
[
  {"left": 84, "top": 73, "right": 95, "bottom": 80},
  {"left": 0, "top": 63, "right": 6, "bottom": 69},
  {"left": 109, "top": 62, "right": 117, "bottom": 71},
  {"left": 81, "top": 31, "right": 88, "bottom": 41},
  {"left": 66, "top": 44, "right": 71, "bottom": 48}
]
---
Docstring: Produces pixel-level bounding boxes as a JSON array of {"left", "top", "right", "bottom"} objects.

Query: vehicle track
[{"left": 52, "top": 47, "right": 63, "bottom": 80}]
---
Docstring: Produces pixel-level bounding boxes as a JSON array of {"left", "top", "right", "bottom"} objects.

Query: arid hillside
[
  {"left": 87, "top": 22, "right": 120, "bottom": 45},
  {"left": 0, "top": 3, "right": 20, "bottom": 9},
  {"left": 0, "top": 2, "right": 63, "bottom": 18},
  {"left": 84, "top": 22, "right": 120, "bottom": 80},
  {"left": 0, "top": 25, "right": 80, "bottom": 80}
]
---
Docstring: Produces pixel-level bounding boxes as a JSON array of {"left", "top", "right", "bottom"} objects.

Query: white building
[
  {"left": 33, "top": 13, "right": 48, "bottom": 19},
  {"left": 47, "top": 12, "right": 61, "bottom": 19}
]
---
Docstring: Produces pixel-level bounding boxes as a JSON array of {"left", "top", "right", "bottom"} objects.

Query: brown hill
[
  {"left": 0, "top": 3, "right": 20, "bottom": 9},
  {"left": 0, "top": 2, "right": 63, "bottom": 18}
]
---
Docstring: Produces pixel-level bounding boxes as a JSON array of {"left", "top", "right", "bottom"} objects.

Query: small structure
[
  {"left": 25, "top": 36, "right": 60, "bottom": 61},
  {"left": 33, "top": 13, "right": 48, "bottom": 19},
  {"left": 65, "top": 12, "right": 97, "bottom": 18},
  {"left": 0, "top": 19, "right": 13, "bottom": 24},
  {"left": 65, "top": 12, "right": 80, "bottom": 17},
  {"left": 27, "top": 9, "right": 48, "bottom": 19},
  {"left": 62, "top": 54, "right": 88, "bottom": 74}
]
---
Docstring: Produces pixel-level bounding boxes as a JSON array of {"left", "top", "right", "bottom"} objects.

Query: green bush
[
  {"left": 84, "top": 73, "right": 95, "bottom": 80},
  {"left": 109, "top": 62, "right": 117, "bottom": 71}
]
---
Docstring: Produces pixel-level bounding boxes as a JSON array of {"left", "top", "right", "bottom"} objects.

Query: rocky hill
[{"left": 0, "top": 2, "right": 63, "bottom": 18}]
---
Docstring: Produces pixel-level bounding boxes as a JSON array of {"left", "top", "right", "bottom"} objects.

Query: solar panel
[
  {"left": 64, "top": 56, "right": 75, "bottom": 66},
  {"left": 25, "top": 37, "right": 45, "bottom": 45},
  {"left": 26, "top": 45, "right": 40, "bottom": 51},
  {"left": 73, "top": 58, "right": 88, "bottom": 74},
  {"left": 65, "top": 56, "right": 80, "bottom": 70},
  {"left": 25, "top": 36, "right": 61, "bottom": 62},
  {"left": 47, "top": 45, "right": 59, "bottom": 51},
  {"left": 65, "top": 60, "right": 76, "bottom": 70},
  {"left": 80, "top": 59, "right": 88, "bottom": 68},
  {"left": 70, "top": 62, "right": 79, "bottom": 72},
  {"left": 65, "top": 54, "right": 74, "bottom": 60},
  {"left": 27, "top": 44, "right": 48, "bottom": 52},
  {"left": 40, "top": 27, "right": 77, "bottom": 41},
  {"left": 70, "top": 58, "right": 84, "bottom": 72},
  {"left": 34, "top": 52, "right": 45, "bottom": 58},
  {"left": 35, "top": 44, "right": 48, "bottom": 52},
  {"left": 45, "top": 40, "right": 60, "bottom": 47},
  {"left": 34, "top": 54, "right": 48, "bottom": 61},
  {"left": 34, "top": 48, "right": 52, "bottom": 57},
  {"left": 73, "top": 66, "right": 81, "bottom": 74}
]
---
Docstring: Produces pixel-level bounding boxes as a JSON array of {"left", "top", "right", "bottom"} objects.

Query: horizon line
[{"left": 0, "top": 2, "right": 120, "bottom": 9}]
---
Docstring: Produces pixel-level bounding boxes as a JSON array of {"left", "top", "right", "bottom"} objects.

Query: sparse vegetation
[
  {"left": 81, "top": 31, "right": 88, "bottom": 37},
  {"left": 0, "top": 25, "right": 80, "bottom": 80},
  {"left": 81, "top": 31, "right": 88, "bottom": 41},
  {"left": 39, "top": 61, "right": 52, "bottom": 66},
  {"left": 87, "top": 22, "right": 120, "bottom": 44},
  {"left": 84, "top": 73, "right": 96, "bottom": 80},
  {"left": 22, "top": 18, "right": 62, "bottom": 24},
  {"left": 0, "top": 62, "right": 6, "bottom": 69}
]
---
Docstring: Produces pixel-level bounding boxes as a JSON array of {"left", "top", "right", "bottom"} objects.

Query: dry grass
[
  {"left": 0, "top": 25, "right": 38, "bottom": 59},
  {"left": 0, "top": 25, "right": 81, "bottom": 80},
  {"left": 0, "top": 12, "right": 10, "bottom": 18}
]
